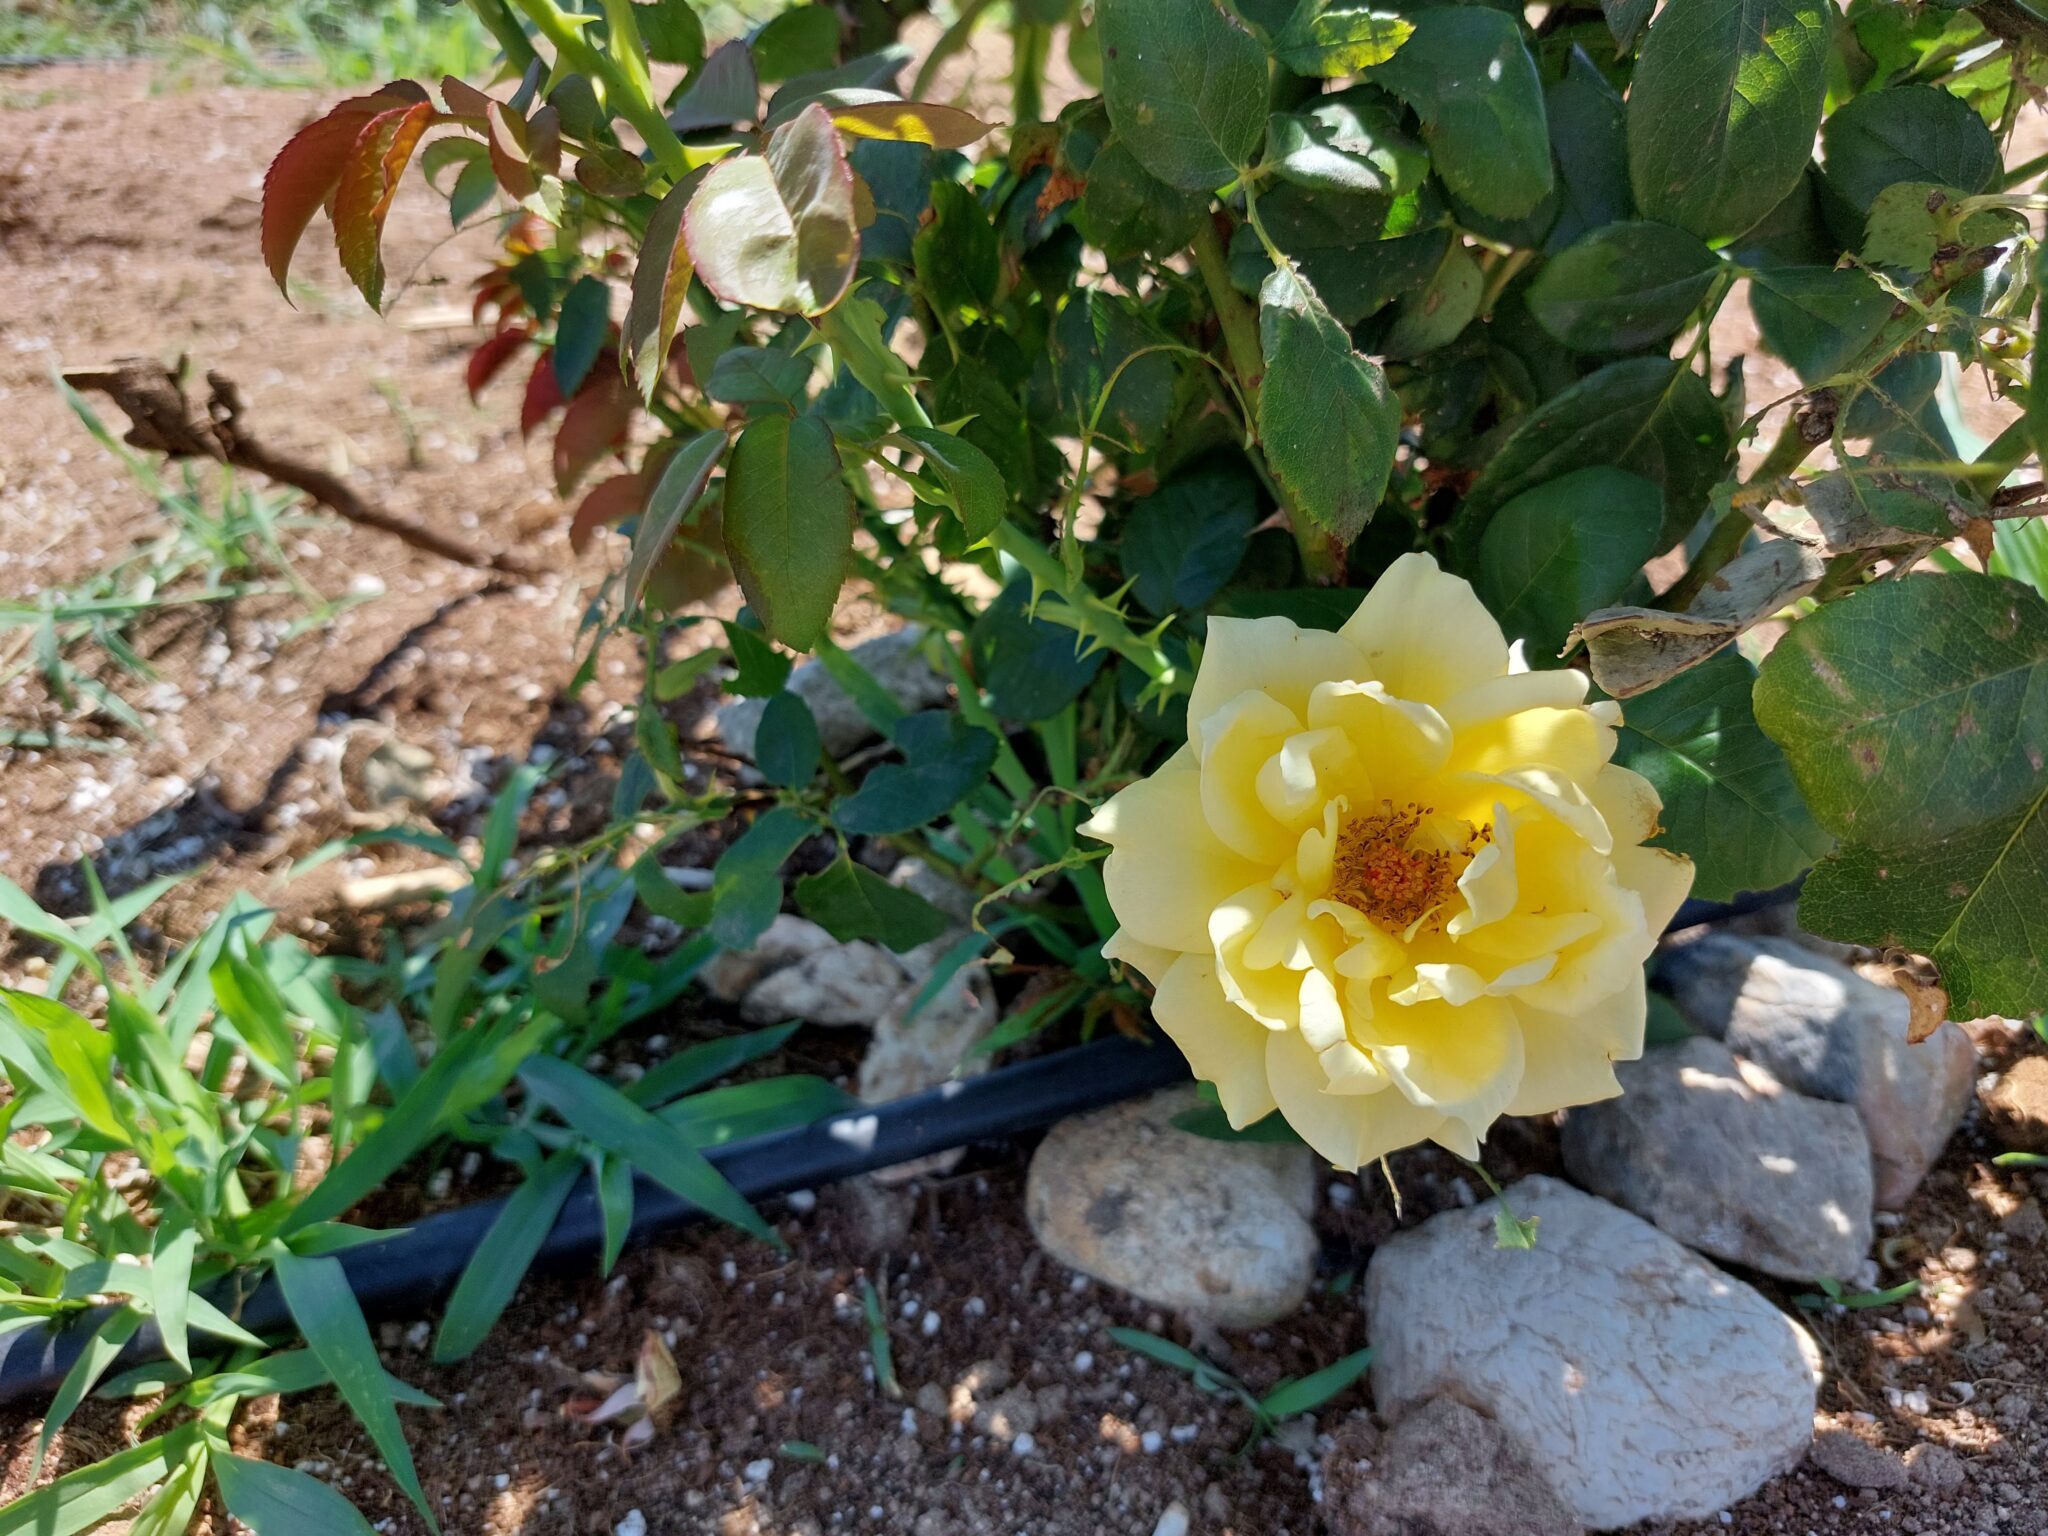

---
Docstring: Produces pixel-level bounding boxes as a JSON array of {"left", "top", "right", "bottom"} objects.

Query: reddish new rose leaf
[
  {"left": 261, "top": 81, "right": 426, "bottom": 297},
  {"left": 529, "top": 104, "right": 563, "bottom": 178},
  {"left": 553, "top": 370, "right": 635, "bottom": 495},
  {"left": 440, "top": 76, "right": 494, "bottom": 120},
  {"left": 466, "top": 327, "right": 530, "bottom": 400},
  {"left": 521, "top": 350, "right": 565, "bottom": 437},
  {"left": 486, "top": 101, "right": 538, "bottom": 199},
  {"left": 569, "top": 471, "right": 647, "bottom": 552},
  {"left": 332, "top": 99, "right": 436, "bottom": 309},
  {"left": 624, "top": 167, "right": 706, "bottom": 403}
]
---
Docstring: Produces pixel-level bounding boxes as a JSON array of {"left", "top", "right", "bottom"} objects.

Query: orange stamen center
[{"left": 1329, "top": 801, "right": 1490, "bottom": 933}]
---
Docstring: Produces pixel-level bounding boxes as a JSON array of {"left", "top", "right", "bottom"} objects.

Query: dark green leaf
[
  {"left": 1076, "top": 138, "right": 1209, "bottom": 259},
  {"left": 794, "top": 856, "right": 951, "bottom": 950},
  {"left": 971, "top": 579, "right": 1108, "bottom": 720},
  {"left": 1476, "top": 466, "right": 1663, "bottom": 658},
  {"left": 1265, "top": 89, "right": 1424, "bottom": 201},
  {"left": 1546, "top": 47, "right": 1633, "bottom": 252},
  {"left": 1257, "top": 262, "right": 1397, "bottom": 544},
  {"left": 899, "top": 425, "right": 1007, "bottom": 542},
  {"left": 631, "top": 850, "right": 713, "bottom": 927},
  {"left": 1121, "top": 462, "right": 1259, "bottom": 614},
  {"left": 1821, "top": 85, "right": 1999, "bottom": 213},
  {"left": 1626, "top": 0, "right": 1828, "bottom": 240},
  {"left": 834, "top": 711, "right": 999, "bottom": 834},
  {"left": 1526, "top": 221, "right": 1721, "bottom": 353},
  {"left": 722, "top": 414, "right": 853, "bottom": 651},
  {"left": 273, "top": 1252, "right": 437, "bottom": 1531},
  {"left": 626, "top": 429, "right": 724, "bottom": 612},
  {"left": 1457, "top": 357, "right": 1731, "bottom": 548},
  {"left": 1749, "top": 266, "right": 1892, "bottom": 384},
  {"left": 755, "top": 692, "right": 821, "bottom": 788},
  {"left": 1600, "top": 0, "right": 1654, "bottom": 52},
  {"left": 709, "top": 806, "right": 812, "bottom": 950},
  {"left": 670, "top": 40, "right": 759, "bottom": 132},
  {"left": 628, "top": 1022, "right": 800, "bottom": 1106},
  {"left": 1753, "top": 571, "right": 2048, "bottom": 845},
  {"left": 705, "top": 347, "right": 813, "bottom": 413},
  {"left": 638, "top": 0, "right": 705, "bottom": 67},
  {"left": 723, "top": 616, "right": 794, "bottom": 696},
  {"left": 1383, "top": 239, "right": 1483, "bottom": 358},
  {"left": 752, "top": 5, "right": 840, "bottom": 81},
  {"left": 1228, "top": 182, "right": 1447, "bottom": 325},
  {"left": 913, "top": 178, "right": 999, "bottom": 316},
  {"left": 661, "top": 1074, "right": 855, "bottom": 1145},
  {"left": 684, "top": 103, "right": 859, "bottom": 315},
  {"left": 519, "top": 1055, "right": 778, "bottom": 1243},
  {"left": 449, "top": 157, "right": 497, "bottom": 225},
  {"left": 1615, "top": 650, "right": 1832, "bottom": 902},
  {"left": 0, "top": 1423, "right": 201, "bottom": 1536},
  {"left": 433, "top": 1150, "right": 580, "bottom": 1363},
  {"left": 1798, "top": 799, "right": 2046, "bottom": 1019},
  {"left": 1368, "top": 8, "right": 1551, "bottom": 220},
  {"left": 552, "top": 275, "right": 610, "bottom": 396},
  {"left": 214, "top": 1451, "right": 377, "bottom": 1536},
  {"left": 1098, "top": 0, "right": 1267, "bottom": 189},
  {"left": 1272, "top": 1, "right": 1413, "bottom": 77}
]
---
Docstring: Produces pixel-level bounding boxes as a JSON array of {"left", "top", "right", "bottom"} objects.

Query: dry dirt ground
[{"left": 2, "top": 58, "right": 2048, "bottom": 1536}]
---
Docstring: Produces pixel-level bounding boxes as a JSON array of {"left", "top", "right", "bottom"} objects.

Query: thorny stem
[{"left": 503, "top": 0, "right": 689, "bottom": 179}]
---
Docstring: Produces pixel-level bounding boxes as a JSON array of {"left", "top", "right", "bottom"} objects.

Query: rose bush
[{"left": 1084, "top": 554, "right": 1693, "bottom": 1165}]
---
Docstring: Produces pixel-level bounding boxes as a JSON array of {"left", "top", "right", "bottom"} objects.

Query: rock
[
  {"left": 1809, "top": 1428, "right": 1907, "bottom": 1491},
  {"left": 738, "top": 940, "right": 909, "bottom": 1027},
  {"left": 1981, "top": 1054, "right": 2048, "bottom": 1156},
  {"left": 1658, "top": 933, "right": 1976, "bottom": 1207},
  {"left": 1323, "top": 1399, "right": 1584, "bottom": 1536},
  {"left": 1560, "top": 1037, "right": 1874, "bottom": 1281},
  {"left": 1904, "top": 1442, "right": 1966, "bottom": 1492},
  {"left": 1025, "top": 1086, "right": 1319, "bottom": 1328},
  {"left": 1367, "top": 1176, "right": 1821, "bottom": 1530},
  {"left": 715, "top": 627, "right": 950, "bottom": 762},
  {"left": 2002, "top": 1196, "right": 2047, "bottom": 1246},
  {"left": 699, "top": 914, "right": 838, "bottom": 1002},
  {"left": 858, "top": 963, "right": 997, "bottom": 1183}
]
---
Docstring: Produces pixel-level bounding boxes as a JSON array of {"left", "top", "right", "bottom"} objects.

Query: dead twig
[{"left": 63, "top": 358, "right": 539, "bottom": 577}]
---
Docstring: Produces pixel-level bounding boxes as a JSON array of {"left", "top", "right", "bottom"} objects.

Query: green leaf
[
  {"left": 1383, "top": 239, "right": 1483, "bottom": 359},
  {"left": 1457, "top": 357, "right": 1731, "bottom": 549},
  {"left": 37, "top": 1307, "right": 144, "bottom": 1474},
  {"left": 1626, "top": 0, "right": 1828, "bottom": 240},
  {"left": 1748, "top": 266, "right": 1893, "bottom": 384},
  {"left": 795, "top": 856, "right": 951, "bottom": 950},
  {"left": 631, "top": 850, "right": 712, "bottom": 927},
  {"left": 661, "top": 1074, "right": 854, "bottom": 1145},
  {"left": 1754, "top": 571, "right": 2048, "bottom": 846},
  {"left": 913, "top": 177, "right": 999, "bottom": 316},
  {"left": 597, "top": 1153, "right": 634, "bottom": 1273},
  {"left": 1265, "top": 87, "right": 1424, "bottom": 201},
  {"left": 1798, "top": 797, "right": 2046, "bottom": 1018},
  {"left": 1600, "top": 0, "right": 1654, "bottom": 52},
  {"left": 637, "top": 0, "right": 705, "bottom": 67},
  {"left": 752, "top": 5, "right": 840, "bottom": 81},
  {"left": 834, "top": 711, "right": 1000, "bottom": 835},
  {"left": 519, "top": 1055, "right": 779, "bottom": 1244},
  {"left": 1075, "top": 138, "right": 1209, "bottom": 259},
  {"left": 1476, "top": 466, "right": 1663, "bottom": 658},
  {"left": 449, "top": 156, "right": 497, "bottom": 225},
  {"left": 0, "top": 1423, "right": 201, "bottom": 1536},
  {"left": 1121, "top": 462, "right": 1258, "bottom": 615},
  {"left": 1257, "top": 1347, "right": 1373, "bottom": 1420},
  {"left": 552, "top": 275, "right": 610, "bottom": 396},
  {"left": 628, "top": 1023, "right": 799, "bottom": 1106},
  {"left": 1616, "top": 650, "right": 1832, "bottom": 903},
  {"left": 0, "top": 990, "right": 127, "bottom": 1141},
  {"left": 1367, "top": 8, "right": 1551, "bottom": 220},
  {"left": 1098, "top": 0, "right": 1267, "bottom": 190},
  {"left": 627, "top": 430, "right": 725, "bottom": 613},
  {"left": 723, "top": 616, "right": 795, "bottom": 696},
  {"left": 1272, "top": 1, "right": 1413, "bottom": 77},
  {"left": 1820, "top": 85, "right": 1999, "bottom": 213},
  {"left": 1526, "top": 221, "right": 1721, "bottom": 353},
  {"left": 970, "top": 579, "right": 1108, "bottom": 721},
  {"left": 710, "top": 806, "right": 813, "bottom": 950},
  {"left": 684, "top": 102, "right": 859, "bottom": 315},
  {"left": 1228, "top": 183, "right": 1443, "bottom": 326},
  {"left": 273, "top": 1252, "right": 437, "bottom": 1532},
  {"left": 899, "top": 425, "right": 1007, "bottom": 542},
  {"left": 432, "top": 1149, "right": 580, "bottom": 1363},
  {"left": 213, "top": 1452, "right": 378, "bottom": 1536},
  {"left": 706, "top": 346, "right": 813, "bottom": 413},
  {"left": 755, "top": 692, "right": 821, "bottom": 788},
  {"left": 1257, "top": 262, "right": 1397, "bottom": 545},
  {"left": 1546, "top": 46, "right": 1632, "bottom": 252},
  {"left": 623, "top": 167, "right": 703, "bottom": 400},
  {"left": 150, "top": 1221, "right": 198, "bottom": 1373},
  {"left": 722, "top": 414, "right": 853, "bottom": 652}
]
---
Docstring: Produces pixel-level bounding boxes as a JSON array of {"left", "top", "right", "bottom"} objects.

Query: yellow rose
[{"left": 1079, "top": 553, "right": 1694, "bottom": 1168}]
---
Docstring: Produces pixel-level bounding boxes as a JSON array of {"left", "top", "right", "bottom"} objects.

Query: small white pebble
[
  {"left": 921, "top": 1311, "right": 941, "bottom": 1337},
  {"left": 901, "top": 1298, "right": 921, "bottom": 1319},
  {"left": 614, "top": 1512, "right": 647, "bottom": 1536},
  {"left": 901, "top": 1408, "right": 918, "bottom": 1436},
  {"left": 1169, "top": 1424, "right": 1198, "bottom": 1444},
  {"left": 787, "top": 1189, "right": 817, "bottom": 1213},
  {"left": 1140, "top": 1430, "right": 1163, "bottom": 1455},
  {"left": 492, "top": 1474, "right": 510, "bottom": 1491},
  {"left": 720, "top": 1259, "right": 738, "bottom": 1283},
  {"left": 744, "top": 1459, "right": 774, "bottom": 1483},
  {"left": 965, "top": 1297, "right": 986, "bottom": 1317},
  {"left": 1012, "top": 1433, "right": 1036, "bottom": 1457},
  {"left": 1152, "top": 1504, "right": 1191, "bottom": 1536},
  {"left": 1073, "top": 1350, "right": 1094, "bottom": 1372}
]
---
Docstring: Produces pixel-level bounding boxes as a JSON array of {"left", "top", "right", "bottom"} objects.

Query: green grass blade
[
  {"left": 625, "top": 1021, "right": 800, "bottom": 1108},
  {"left": 150, "top": 1222, "right": 198, "bottom": 1372},
  {"left": 273, "top": 1253, "right": 438, "bottom": 1533},
  {"left": 0, "top": 1422, "right": 200, "bottom": 1536},
  {"left": 431, "top": 1150, "right": 580, "bottom": 1364},
  {"left": 1256, "top": 1347, "right": 1374, "bottom": 1421},
  {"left": 213, "top": 1452, "right": 378, "bottom": 1536},
  {"left": 36, "top": 1306, "right": 146, "bottom": 1474}
]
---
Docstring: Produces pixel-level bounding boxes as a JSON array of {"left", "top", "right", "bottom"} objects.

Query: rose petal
[
  {"left": 1339, "top": 552, "right": 1508, "bottom": 704},
  {"left": 1154, "top": 953, "right": 1280, "bottom": 1127}
]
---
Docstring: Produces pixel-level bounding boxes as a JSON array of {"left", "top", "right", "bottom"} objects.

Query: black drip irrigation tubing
[{"left": 0, "top": 885, "right": 1796, "bottom": 1409}]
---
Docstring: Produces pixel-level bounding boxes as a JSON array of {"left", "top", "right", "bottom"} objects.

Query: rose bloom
[{"left": 1080, "top": 553, "right": 1694, "bottom": 1168}]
